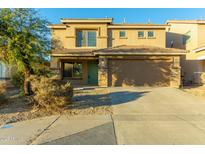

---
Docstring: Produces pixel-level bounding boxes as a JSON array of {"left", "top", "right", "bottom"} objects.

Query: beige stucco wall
[
  {"left": 52, "top": 23, "right": 108, "bottom": 49},
  {"left": 186, "top": 50, "right": 205, "bottom": 60},
  {"left": 108, "top": 29, "right": 166, "bottom": 48},
  {"left": 198, "top": 24, "right": 205, "bottom": 47},
  {"left": 167, "top": 23, "right": 205, "bottom": 50},
  {"left": 51, "top": 22, "right": 167, "bottom": 50},
  {"left": 166, "top": 23, "right": 198, "bottom": 50}
]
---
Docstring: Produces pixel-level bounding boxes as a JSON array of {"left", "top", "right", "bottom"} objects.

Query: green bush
[{"left": 11, "top": 72, "right": 25, "bottom": 89}]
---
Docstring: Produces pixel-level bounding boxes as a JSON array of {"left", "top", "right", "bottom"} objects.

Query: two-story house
[
  {"left": 166, "top": 20, "right": 205, "bottom": 85},
  {"left": 49, "top": 18, "right": 186, "bottom": 88}
]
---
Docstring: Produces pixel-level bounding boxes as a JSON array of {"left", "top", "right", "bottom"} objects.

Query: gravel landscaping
[{"left": 0, "top": 86, "right": 112, "bottom": 126}]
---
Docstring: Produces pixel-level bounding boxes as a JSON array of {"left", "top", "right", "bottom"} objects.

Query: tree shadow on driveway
[
  {"left": 68, "top": 90, "right": 149, "bottom": 110},
  {"left": 109, "top": 91, "right": 149, "bottom": 105}
]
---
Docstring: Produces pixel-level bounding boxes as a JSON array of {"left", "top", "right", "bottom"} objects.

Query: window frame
[
  {"left": 63, "top": 62, "right": 83, "bottom": 79},
  {"left": 138, "top": 31, "right": 145, "bottom": 38},
  {"left": 119, "top": 31, "right": 126, "bottom": 38},
  {"left": 147, "top": 31, "right": 154, "bottom": 38},
  {"left": 76, "top": 30, "right": 97, "bottom": 47}
]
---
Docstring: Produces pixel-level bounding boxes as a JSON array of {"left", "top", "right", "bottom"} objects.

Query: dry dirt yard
[
  {"left": 65, "top": 87, "right": 112, "bottom": 115},
  {"left": 0, "top": 86, "right": 112, "bottom": 126},
  {"left": 182, "top": 86, "right": 205, "bottom": 98}
]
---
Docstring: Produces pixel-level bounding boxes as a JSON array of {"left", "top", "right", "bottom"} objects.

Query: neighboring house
[
  {"left": 166, "top": 20, "right": 205, "bottom": 85},
  {"left": 48, "top": 18, "right": 186, "bottom": 88},
  {"left": 0, "top": 60, "right": 11, "bottom": 80}
]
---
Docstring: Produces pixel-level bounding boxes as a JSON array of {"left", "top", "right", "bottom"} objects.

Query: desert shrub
[
  {"left": 0, "top": 82, "right": 6, "bottom": 92},
  {"left": 29, "top": 75, "right": 73, "bottom": 112},
  {"left": 0, "top": 82, "right": 7, "bottom": 104}
]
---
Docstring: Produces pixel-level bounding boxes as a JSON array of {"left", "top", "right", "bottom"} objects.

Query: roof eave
[
  {"left": 47, "top": 25, "right": 67, "bottom": 29},
  {"left": 166, "top": 20, "right": 205, "bottom": 25},
  {"left": 60, "top": 18, "right": 113, "bottom": 24},
  {"left": 51, "top": 53, "right": 94, "bottom": 57},
  {"left": 108, "top": 25, "right": 168, "bottom": 29},
  {"left": 93, "top": 52, "right": 186, "bottom": 56}
]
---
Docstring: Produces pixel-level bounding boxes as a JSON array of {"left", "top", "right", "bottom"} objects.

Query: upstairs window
[
  {"left": 138, "top": 31, "right": 144, "bottom": 38},
  {"left": 76, "top": 30, "right": 96, "bottom": 47},
  {"left": 119, "top": 31, "right": 126, "bottom": 38},
  {"left": 148, "top": 31, "right": 154, "bottom": 38}
]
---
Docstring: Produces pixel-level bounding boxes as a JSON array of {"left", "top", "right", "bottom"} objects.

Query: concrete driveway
[
  {"left": 1, "top": 87, "right": 205, "bottom": 144},
  {"left": 109, "top": 87, "right": 205, "bottom": 144}
]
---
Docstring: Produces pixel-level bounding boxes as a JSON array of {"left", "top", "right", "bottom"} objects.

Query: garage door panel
[{"left": 108, "top": 59, "right": 171, "bottom": 87}]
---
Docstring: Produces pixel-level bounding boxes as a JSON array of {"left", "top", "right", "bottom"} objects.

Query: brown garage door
[{"left": 108, "top": 59, "right": 171, "bottom": 87}]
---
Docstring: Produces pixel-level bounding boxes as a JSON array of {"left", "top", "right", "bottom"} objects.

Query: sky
[{"left": 37, "top": 8, "right": 205, "bottom": 24}]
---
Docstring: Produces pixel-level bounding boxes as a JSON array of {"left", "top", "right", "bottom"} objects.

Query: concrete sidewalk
[
  {"left": 0, "top": 115, "right": 116, "bottom": 145},
  {"left": 0, "top": 115, "right": 60, "bottom": 145}
]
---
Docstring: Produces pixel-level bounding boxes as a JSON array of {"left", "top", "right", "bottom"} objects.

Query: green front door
[{"left": 88, "top": 61, "right": 98, "bottom": 85}]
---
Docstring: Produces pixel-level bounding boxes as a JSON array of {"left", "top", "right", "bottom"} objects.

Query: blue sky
[{"left": 38, "top": 8, "right": 205, "bottom": 24}]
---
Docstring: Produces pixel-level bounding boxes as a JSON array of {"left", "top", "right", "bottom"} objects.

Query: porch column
[
  {"left": 98, "top": 57, "right": 108, "bottom": 87},
  {"left": 50, "top": 57, "right": 62, "bottom": 80},
  {"left": 170, "top": 56, "right": 181, "bottom": 88}
]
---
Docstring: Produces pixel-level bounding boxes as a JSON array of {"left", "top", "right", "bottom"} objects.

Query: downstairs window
[{"left": 63, "top": 62, "right": 83, "bottom": 78}]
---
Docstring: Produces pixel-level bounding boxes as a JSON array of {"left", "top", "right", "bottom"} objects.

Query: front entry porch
[{"left": 60, "top": 59, "right": 99, "bottom": 86}]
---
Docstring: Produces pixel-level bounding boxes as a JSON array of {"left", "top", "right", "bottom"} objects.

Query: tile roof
[
  {"left": 93, "top": 45, "right": 187, "bottom": 56},
  {"left": 51, "top": 48, "right": 94, "bottom": 56},
  {"left": 51, "top": 46, "right": 187, "bottom": 57}
]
